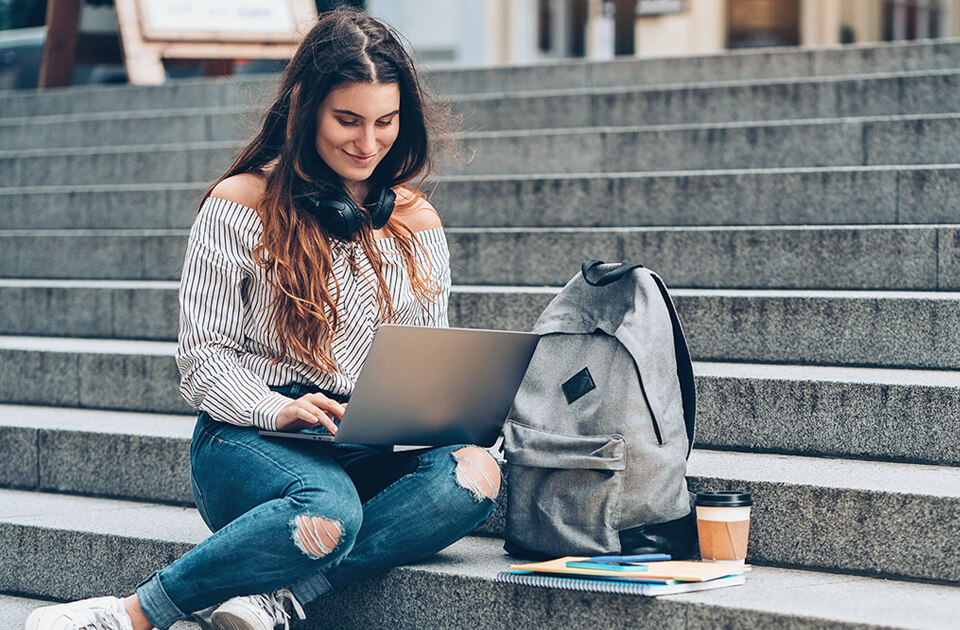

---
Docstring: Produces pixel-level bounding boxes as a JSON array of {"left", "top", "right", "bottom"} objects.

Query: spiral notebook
[
  {"left": 496, "top": 572, "right": 746, "bottom": 596},
  {"left": 507, "top": 556, "right": 750, "bottom": 582}
]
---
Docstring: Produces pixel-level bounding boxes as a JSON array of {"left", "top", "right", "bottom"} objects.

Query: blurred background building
[
  {"left": 376, "top": 0, "right": 960, "bottom": 65},
  {"left": 1, "top": 0, "right": 958, "bottom": 88}
]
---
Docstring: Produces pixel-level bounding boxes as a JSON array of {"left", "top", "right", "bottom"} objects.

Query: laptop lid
[{"left": 260, "top": 325, "right": 539, "bottom": 447}]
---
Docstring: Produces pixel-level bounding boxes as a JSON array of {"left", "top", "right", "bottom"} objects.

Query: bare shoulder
[
  {"left": 209, "top": 172, "right": 267, "bottom": 209},
  {"left": 392, "top": 187, "right": 442, "bottom": 233}
]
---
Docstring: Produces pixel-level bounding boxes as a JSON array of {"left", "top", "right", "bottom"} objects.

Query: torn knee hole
[
  {"left": 292, "top": 515, "right": 342, "bottom": 559},
  {"left": 453, "top": 447, "right": 501, "bottom": 501}
]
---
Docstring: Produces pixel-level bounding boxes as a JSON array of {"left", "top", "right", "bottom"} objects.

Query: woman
[{"left": 26, "top": 9, "right": 500, "bottom": 630}]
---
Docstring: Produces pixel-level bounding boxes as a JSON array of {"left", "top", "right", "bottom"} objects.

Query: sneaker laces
[
  {"left": 62, "top": 606, "right": 131, "bottom": 630},
  {"left": 249, "top": 589, "right": 306, "bottom": 630}
]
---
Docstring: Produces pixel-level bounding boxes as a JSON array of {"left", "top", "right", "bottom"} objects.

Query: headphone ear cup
[
  {"left": 308, "top": 195, "right": 362, "bottom": 240},
  {"left": 369, "top": 187, "right": 396, "bottom": 230},
  {"left": 306, "top": 187, "right": 394, "bottom": 239}
]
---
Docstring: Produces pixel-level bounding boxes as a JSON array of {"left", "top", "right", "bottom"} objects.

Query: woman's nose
[{"left": 354, "top": 125, "right": 377, "bottom": 154}]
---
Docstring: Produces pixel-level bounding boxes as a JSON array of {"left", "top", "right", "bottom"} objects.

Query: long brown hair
[{"left": 203, "top": 9, "right": 447, "bottom": 373}]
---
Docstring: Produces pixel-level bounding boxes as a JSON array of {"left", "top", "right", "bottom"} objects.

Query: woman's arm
[
  {"left": 397, "top": 192, "right": 450, "bottom": 328},
  {"left": 176, "top": 191, "right": 295, "bottom": 430},
  {"left": 178, "top": 177, "right": 347, "bottom": 433}
]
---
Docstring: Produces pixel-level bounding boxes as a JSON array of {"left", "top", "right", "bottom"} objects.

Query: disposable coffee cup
[{"left": 695, "top": 491, "right": 753, "bottom": 564}]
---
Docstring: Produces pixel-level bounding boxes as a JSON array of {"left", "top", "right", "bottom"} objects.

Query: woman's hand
[{"left": 275, "top": 393, "right": 347, "bottom": 433}]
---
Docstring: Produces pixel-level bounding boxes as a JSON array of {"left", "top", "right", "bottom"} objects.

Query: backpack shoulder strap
[
  {"left": 581, "top": 259, "right": 697, "bottom": 456},
  {"left": 649, "top": 271, "right": 697, "bottom": 456}
]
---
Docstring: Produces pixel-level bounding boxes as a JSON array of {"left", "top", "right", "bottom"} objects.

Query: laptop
[{"left": 258, "top": 324, "right": 539, "bottom": 447}]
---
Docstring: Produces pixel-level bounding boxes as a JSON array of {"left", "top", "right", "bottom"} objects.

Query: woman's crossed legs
[{"left": 133, "top": 414, "right": 499, "bottom": 629}]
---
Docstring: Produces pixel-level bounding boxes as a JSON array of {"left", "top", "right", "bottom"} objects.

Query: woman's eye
[
  {"left": 376, "top": 118, "right": 395, "bottom": 128},
  {"left": 337, "top": 118, "right": 359, "bottom": 127}
]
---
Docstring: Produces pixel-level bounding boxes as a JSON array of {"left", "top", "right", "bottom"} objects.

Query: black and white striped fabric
[{"left": 176, "top": 196, "right": 451, "bottom": 430}]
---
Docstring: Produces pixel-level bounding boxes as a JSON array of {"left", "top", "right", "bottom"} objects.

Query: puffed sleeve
[
  {"left": 415, "top": 226, "right": 451, "bottom": 328},
  {"left": 175, "top": 198, "right": 291, "bottom": 429}
]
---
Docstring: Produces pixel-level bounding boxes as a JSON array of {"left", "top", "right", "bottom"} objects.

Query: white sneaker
[
  {"left": 208, "top": 589, "right": 305, "bottom": 630},
  {"left": 24, "top": 596, "right": 134, "bottom": 630}
]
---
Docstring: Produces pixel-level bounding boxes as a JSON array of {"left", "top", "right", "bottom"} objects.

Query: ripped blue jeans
[{"left": 134, "top": 385, "right": 498, "bottom": 629}]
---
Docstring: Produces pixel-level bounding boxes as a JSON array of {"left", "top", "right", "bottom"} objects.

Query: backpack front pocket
[{"left": 503, "top": 420, "right": 625, "bottom": 556}]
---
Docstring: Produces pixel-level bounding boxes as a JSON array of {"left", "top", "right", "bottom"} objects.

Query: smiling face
[{"left": 315, "top": 81, "right": 401, "bottom": 201}]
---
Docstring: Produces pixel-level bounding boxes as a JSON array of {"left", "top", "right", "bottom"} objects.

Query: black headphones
[{"left": 305, "top": 186, "right": 396, "bottom": 240}]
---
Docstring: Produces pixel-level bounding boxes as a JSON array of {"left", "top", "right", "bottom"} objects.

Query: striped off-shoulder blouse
[{"left": 175, "top": 196, "right": 451, "bottom": 430}]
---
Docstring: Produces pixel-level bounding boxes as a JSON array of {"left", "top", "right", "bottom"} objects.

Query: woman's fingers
[
  {"left": 304, "top": 393, "right": 346, "bottom": 421},
  {"left": 276, "top": 399, "right": 338, "bottom": 433},
  {"left": 275, "top": 392, "right": 347, "bottom": 432}
]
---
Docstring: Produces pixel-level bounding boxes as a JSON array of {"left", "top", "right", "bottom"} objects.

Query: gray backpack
[{"left": 502, "top": 260, "right": 697, "bottom": 559}]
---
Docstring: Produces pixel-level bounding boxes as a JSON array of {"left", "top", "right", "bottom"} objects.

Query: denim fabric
[{"left": 135, "top": 384, "right": 496, "bottom": 629}]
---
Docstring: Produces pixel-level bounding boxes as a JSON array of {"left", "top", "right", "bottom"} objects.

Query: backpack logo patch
[{"left": 562, "top": 367, "right": 596, "bottom": 404}]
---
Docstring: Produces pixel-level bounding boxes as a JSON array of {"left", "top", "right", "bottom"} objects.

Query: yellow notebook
[{"left": 509, "top": 556, "right": 751, "bottom": 582}]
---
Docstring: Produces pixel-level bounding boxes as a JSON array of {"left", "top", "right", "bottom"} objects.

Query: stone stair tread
[
  {"left": 2, "top": 224, "right": 956, "bottom": 250},
  {"left": 2, "top": 400, "right": 957, "bottom": 497},
  {"left": 0, "top": 335, "right": 176, "bottom": 355},
  {"left": 7, "top": 285, "right": 960, "bottom": 369},
  {"left": 7, "top": 116, "right": 960, "bottom": 185},
  {"left": 0, "top": 487, "right": 207, "bottom": 541},
  {"left": 1, "top": 334, "right": 957, "bottom": 385},
  {"left": 0, "top": 140, "right": 238, "bottom": 159},
  {"left": 3, "top": 162, "right": 959, "bottom": 191},
  {"left": 695, "top": 360, "right": 960, "bottom": 386},
  {"left": 9, "top": 278, "right": 960, "bottom": 300},
  {"left": 689, "top": 449, "right": 960, "bottom": 497},
  {"left": 459, "top": 111, "right": 960, "bottom": 138},
  {"left": 1, "top": 65, "right": 958, "bottom": 126},
  {"left": 6, "top": 223, "right": 960, "bottom": 234},
  {"left": 0, "top": 228, "right": 187, "bottom": 237},
  {"left": 0, "top": 106, "right": 249, "bottom": 126},
  {"left": 448, "top": 65, "right": 960, "bottom": 100},
  {"left": 2, "top": 111, "right": 958, "bottom": 160},
  {"left": 2, "top": 36, "right": 960, "bottom": 113},
  {"left": 434, "top": 162, "right": 960, "bottom": 179},
  {"left": 460, "top": 284, "right": 960, "bottom": 301},
  {"left": 447, "top": 223, "right": 960, "bottom": 232},
  {"left": 0, "top": 403, "right": 193, "bottom": 437},
  {"left": 0, "top": 488, "right": 955, "bottom": 629},
  {"left": 0, "top": 279, "right": 180, "bottom": 289},
  {"left": 0, "top": 65, "right": 955, "bottom": 124},
  {"left": 5, "top": 166, "right": 960, "bottom": 231},
  {"left": 0, "top": 182, "right": 206, "bottom": 193}
]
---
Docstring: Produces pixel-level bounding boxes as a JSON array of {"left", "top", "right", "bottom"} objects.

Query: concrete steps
[
  {"left": 455, "top": 114, "right": 960, "bottom": 175},
  {"left": 3, "top": 283, "right": 960, "bottom": 370},
  {"left": 4, "top": 164, "right": 960, "bottom": 229},
  {"left": 2, "top": 445, "right": 960, "bottom": 583},
  {"left": 2, "top": 348, "right": 959, "bottom": 465},
  {"left": 4, "top": 37, "right": 960, "bottom": 119},
  {"left": 0, "top": 495, "right": 954, "bottom": 630},
  {"left": 9, "top": 70, "right": 960, "bottom": 150},
  {"left": 453, "top": 69, "right": 960, "bottom": 132},
  {"left": 5, "top": 113, "right": 960, "bottom": 184},
  {"left": 1, "top": 225, "right": 958, "bottom": 291},
  {"left": 3, "top": 36, "right": 959, "bottom": 628},
  {"left": 431, "top": 165, "right": 960, "bottom": 227}
]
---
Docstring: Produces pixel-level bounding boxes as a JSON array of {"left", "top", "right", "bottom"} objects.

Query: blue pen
[{"left": 581, "top": 553, "right": 672, "bottom": 565}]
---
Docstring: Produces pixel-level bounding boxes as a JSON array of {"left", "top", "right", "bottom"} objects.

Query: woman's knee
[
  {"left": 288, "top": 489, "right": 363, "bottom": 560},
  {"left": 452, "top": 446, "right": 501, "bottom": 501},
  {"left": 291, "top": 514, "right": 346, "bottom": 559}
]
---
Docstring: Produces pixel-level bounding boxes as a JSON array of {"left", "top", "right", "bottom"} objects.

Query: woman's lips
[{"left": 343, "top": 150, "right": 376, "bottom": 166}]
